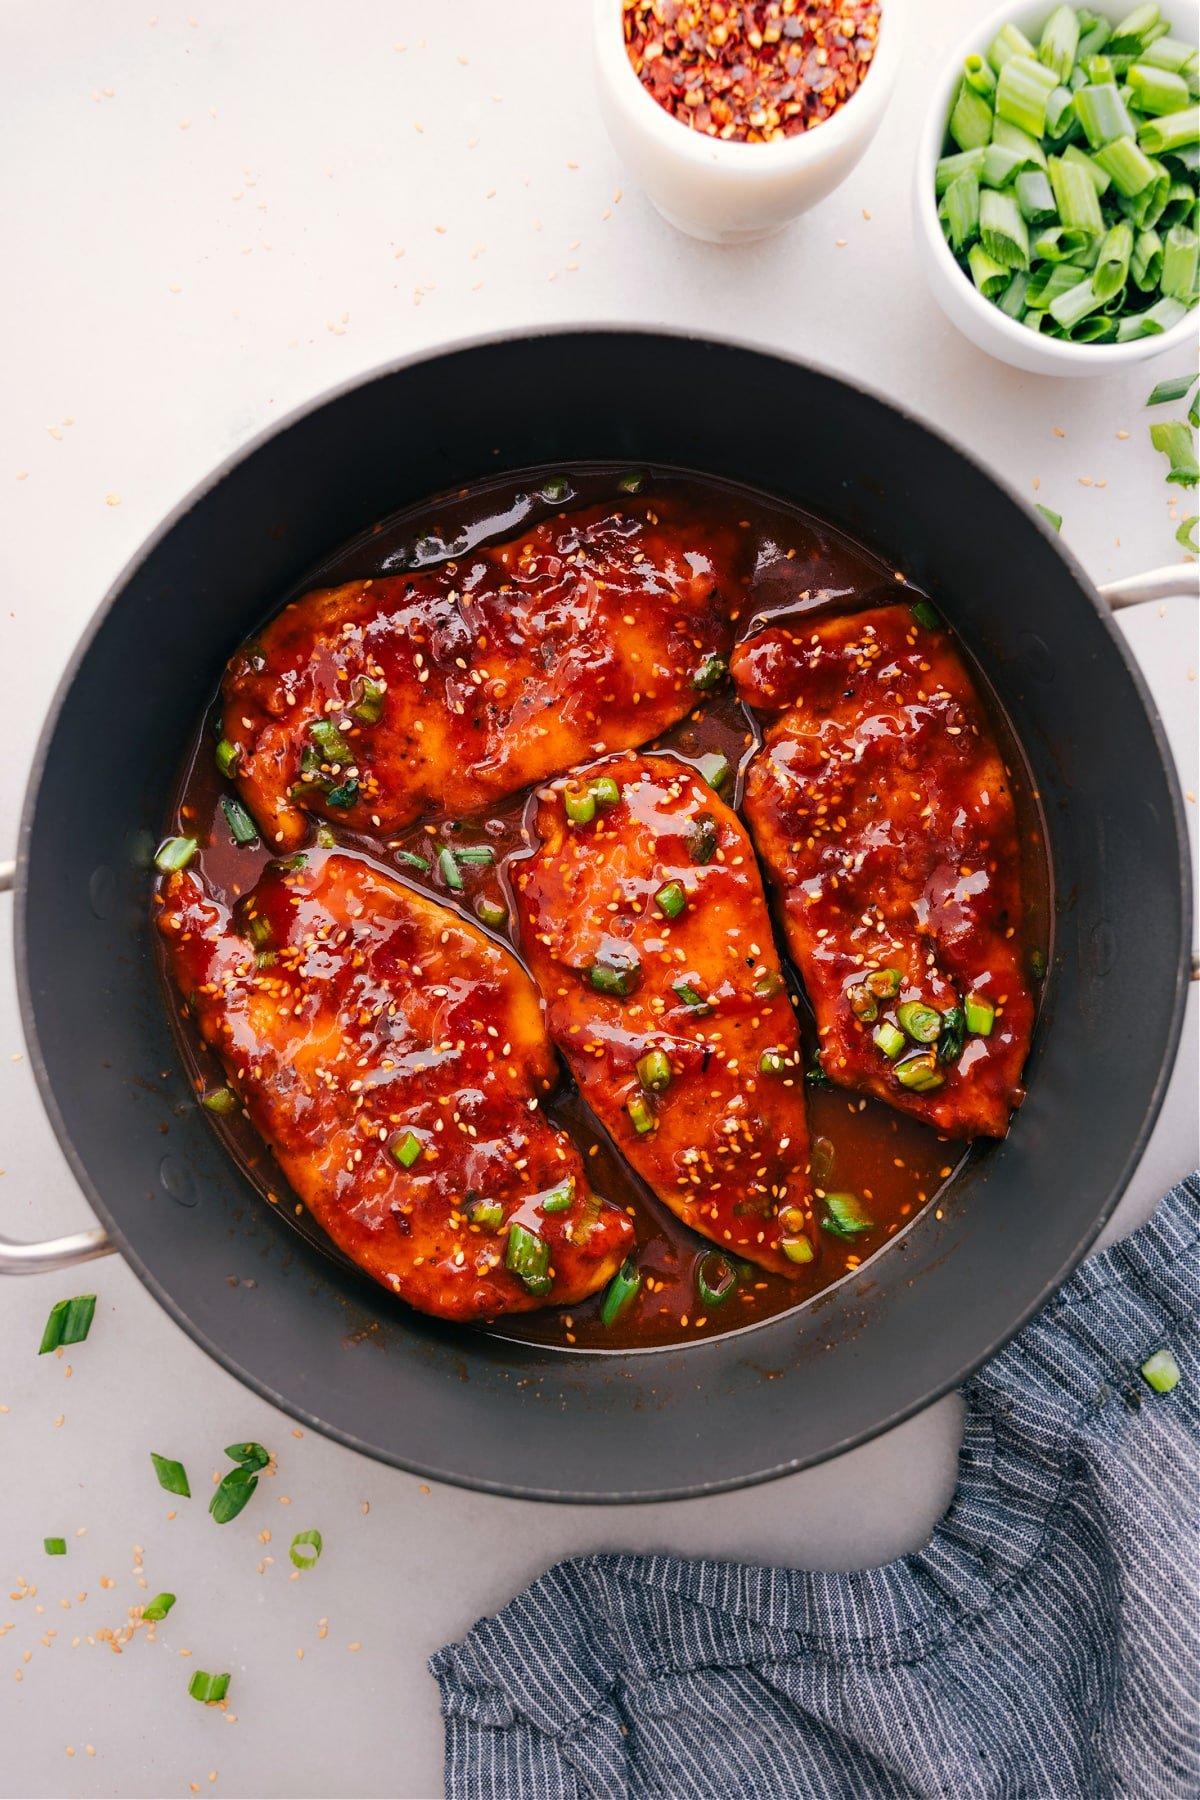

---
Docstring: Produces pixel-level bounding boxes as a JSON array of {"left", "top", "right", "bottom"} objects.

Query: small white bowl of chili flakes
[{"left": 595, "top": 0, "right": 903, "bottom": 243}]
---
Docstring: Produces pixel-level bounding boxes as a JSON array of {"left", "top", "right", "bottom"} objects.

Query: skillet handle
[
  {"left": 1098, "top": 562, "right": 1200, "bottom": 609},
  {"left": 0, "top": 858, "right": 115, "bottom": 1274}
]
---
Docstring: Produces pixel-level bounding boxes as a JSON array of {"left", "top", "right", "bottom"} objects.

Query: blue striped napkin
[{"left": 431, "top": 1173, "right": 1199, "bottom": 1799}]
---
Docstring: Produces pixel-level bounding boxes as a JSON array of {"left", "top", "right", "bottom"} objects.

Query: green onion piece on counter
[
  {"left": 996, "top": 53, "right": 1059, "bottom": 137},
  {"left": 155, "top": 836, "right": 197, "bottom": 874},
  {"left": 467, "top": 1197, "right": 504, "bottom": 1230},
  {"left": 541, "top": 1177, "right": 575, "bottom": 1214},
  {"left": 897, "top": 1001, "right": 943, "bottom": 1043},
  {"left": 452, "top": 846, "right": 495, "bottom": 865},
  {"left": 618, "top": 469, "right": 647, "bottom": 493},
  {"left": 540, "top": 475, "right": 570, "bottom": 503},
  {"left": 151, "top": 1453, "right": 192, "bottom": 1497},
  {"left": 220, "top": 795, "right": 259, "bottom": 847},
  {"left": 215, "top": 737, "right": 240, "bottom": 777},
  {"left": 759, "top": 1048, "right": 787, "bottom": 1075},
  {"left": 475, "top": 896, "right": 508, "bottom": 929},
  {"left": 351, "top": 677, "right": 386, "bottom": 725},
  {"left": 821, "top": 1192, "right": 875, "bottom": 1239},
  {"left": 1176, "top": 514, "right": 1199, "bottom": 551},
  {"left": 873, "top": 1020, "right": 907, "bottom": 1060},
  {"left": 655, "top": 880, "right": 687, "bottom": 920},
  {"left": 866, "top": 967, "right": 903, "bottom": 999},
  {"left": 188, "top": 1670, "right": 231, "bottom": 1705},
  {"left": 201, "top": 1086, "right": 239, "bottom": 1115},
  {"left": 591, "top": 775, "right": 621, "bottom": 809},
  {"left": 781, "top": 1234, "right": 815, "bottom": 1264},
  {"left": 1049, "top": 153, "right": 1106, "bottom": 232},
  {"left": 600, "top": 1256, "right": 640, "bottom": 1327},
  {"left": 941, "top": 171, "right": 981, "bottom": 252},
  {"left": 1129, "top": 61, "right": 1191, "bottom": 115},
  {"left": 437, "top": 846, "right": 463, "bottom": 891},
  {"left": 290, "top": 1529, "right": 323, "bottom": 1570},
  {"left": 225, "top": 1442, "right": 269, "bottom": 1471},
  {"left": 637, "top": 1049, "right": 672, "bottom": 1093},
  {"left": 315, "top": 824, "right": 337, "bottom": 849},
  {"left": 686, "top": 812, "right": 718, "bottom": 864},
  {"left": 1016, "top": 167, "right": 1058, "bottom": 222},
  {"left": 895, "top": 1051, "right": 945, "bottom": 1093},
  {"left": 692, "top": 653, "right": 728, "bottom": 690},
  {"left": 1140, "top": 1347, "right": 1182, "bottom": 1392},
  {"left": 965, "top": 992, "right": 997, "bottom": 1035},
  {"left": 964, "top": 51, "right": 996, "bottom": 96},
  {"left": 626, "top": 1091, "right": 657, "bottom": 1135},
  {"left": 672, "top": 979, "right": 710, "bottom": 1011},
  {"left": 1150, "top": 419, "right": 1200, "bottom": 483},
  {"left": 1161, "top": 223, "right": 1199, "bottom": 294},
  {"left": 590, "top": 953, "right": 642, "bottom": 997},
  {"left": 911, "top": 599, "right": 940, "bottom": 630},
  {"left": 308, "top": 719, "right": 353, "bottom": 764},
  {"left": 1037, "top": 503, "right": 1064, "bottom": 530},
  {"left": 38, "top": 1294, "right": 97, "bottom": 1355},
  {"left": 1137, "top": 105, "right": 1200, "bottom": 155},
  {"left": 1147, "top": 372, "right": 1200, "bottom": 405},
  {"left": 392, "top": 1131, "right": 423, "bottom": 1169},
  {"left": 395, "top": 848, "right": 430, "bottom": 871},
  {"left": 938, "top": 1005, "right": 967, "bottom": 1063},
  {"left": 950, "top": 80, "right": 994, "bottom": 151},
  {"left": 1039, "top": 6, "right": 1080, "bottom": 82},
  {"left": 696, "top": 751, "right": 732, "bottom": 792},
  {"left": 142, "top": 1593, "right": 176, "bottom": 1621},
  {"left": 1094, "top": 219, "right": 1135, "bottom": 296},
  {"left": 505, "top": 1222, "right": 552, "bottom": 1296},
  {"left": 696, "top": 1251, "right": 738, "bottom": 1308},
  {"left": 209, "top": 1465, "right": 258, "bottom": 1525},
  {"left": 989, "top": 21, "right": 1036, "bottom": 72},
  {"left": 564, "top": 780, "right": 596, "bottom": 826},
  {"left": 847, "top": 982, "right": 878, "bottom": 1022},
  {"left": 44, "top": 1537, "right": 66, "bottom": 1556}
]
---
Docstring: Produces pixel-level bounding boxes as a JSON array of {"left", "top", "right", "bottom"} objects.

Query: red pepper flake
[{"left": 623, "top": 0, "right": 881, "bottom": 143}]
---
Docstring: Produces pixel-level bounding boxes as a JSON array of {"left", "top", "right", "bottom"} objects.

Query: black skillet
[{"left": 0, "top": 330, "right": 1192, "bottom": 1501}]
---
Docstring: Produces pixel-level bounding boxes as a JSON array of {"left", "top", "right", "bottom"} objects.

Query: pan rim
[{"left": 13, "top": 322, "right": 1193, "bottom": 1502}]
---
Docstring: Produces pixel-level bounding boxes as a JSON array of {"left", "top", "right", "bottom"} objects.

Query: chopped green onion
[
  {"left": 686, "top": 811, "right": 718, "bottom": 864},
  {"left": 1141, "top": 1347, "right": 1182, "bottom": 1391},
  {"left": 753, "top": 969, "right": 785, "bottom": 1000},
  {"left": 315, "top": 824, "right": 337, "bottom": 849},
  {"left": 151, "top": 1453, "right": 191, "bottom": 1497},
  {"left": 655, "top": 880, "right": 686, "bottom": 920},
  {"left": 846, "top": 982, "right": 878, "bottom": 1022},
  {"left": 325, "top": 777, "right": 359, "bottom": 809},
  {"left": 1176, "top": 514, "right": 1199, "bottom": 551},
  {"left": 759, "top": 1048, "right": 788, "bottom": 1075},
  {"left": 996, "top": 53, "right": 1059, "bottom": 137},
  {"left": 897, "top": 1001, "right": 942, "bottom": 1043},
  {"left": 936, "top": 147, "right": 987, "bottom": 194},
  {"left": 44, "top": 1537, "right": 66, "bottom": 1556},
  {"left": 992, "top": 116, "right": 1049, "bottom": 168},
  {"left": 1161, "top": 222, "right": 1198, "bottom": 294},
  {"left": 1138, "top": 105, "right": 1200, "bottom": 154},
  {"left": 564, "top": 780, "right": 596, "bottom": 826},
  {"left": 155, "top": 836, "right": 197, "bottom": 873},
  {"left": 964, "top": 992, "right": 996, "bottom": 1035},
  {"left": 437, "top": 846, "right": 463, "bottom": 891},
  {"left": 215, "top": 737, "right": 240, "bottom": 777},
  {"left": 637, "top": 1049, "right": 672, "bottom": 1093},
  {"left": 1076, "top": 12, "right": 1112, "bottom": 62},
  {"left": 1017, "top": 167, "right": 1058, "bottom": 222},
  {"left": 591, "top": 775, "right": 621, "bottom": 809},
  {"left": 1049, "top": 272, "right": 1108, "bottom": 327},
  {"left": 672, "top": 979, "right": 710, "bottom": 1012},
  {"left": 696, "top": 751, "right": 731, "bottom": 792},
  {"left": 626, "top": 1091, "right": 656, "bottom": 1135},
  {"left": 506, "top": 1222, "right": 552, "bottom": 1296},
  {"left": 941, "top": 171, "right": 981, "bottom": 252},
  {"left": 188, "top": 1670, "right": 231, "bottom": 1705},
  {"left": 998, "top": 270, "right": 1033, "bottom": 317},
  {"left": 38, "top": 1295, "right": 97, "bottom": 1355},
  {"left": 308, "top": 719, "right": 353, "bottom": 764},
  {"left": 781, "top": 1233, "right": 815, "bottom": 1264},
  {"left": 392, "top": 1131, "right": 423, "bottom": 1168},
  {"left": 697, "top": 1251, "right": 738, "bottom": 1308},
  {"left": 1075, "top": 81, "right": 1137, "bottom": 147},
  {"left": 201, "top": 1086, "right": 239, "bottom": 1115},
  {"left": 1107, "top": 4, "right": 1167, "bottom": 57},
  {"left": 964, "top": 52, "right": 996, "bottom": 96},
  {"left": 290, "top": 1528, "right": 323, "bottom": 1569},
  {"left": 1116, "top": 292, "right": 1188, "bottom": 335},
  {"left": 911, "top": 599, "right": 940, "bottom": 630},
  {"left": 1049, "top": 152, "right": 1106, "bottom": 232},
  {"left": 351, "top": 677, "right": 386, "bottom": 725},
  {"left": 692, "top": 653, "right": 728, "bottom": 690},
  {"left": 467, "top": 1197, "right": 504, "bottom": 1230},
  {"left": 540, "top": 475, "right": 570, "bottom": 503},
  {"left": 938, "top": 1005, "right": 967, "bottom": 1063},
  {"left": 1037, "top": 503, "right": 1064, "bottom": 532},
  {"left": 220, "top": 795, "right": 259, "bottom": 847},
  {"left": 1132, "top": 225, "right": 1165, "bottom": 284},
  {"left": 1045, "top": 85, "right": 1077, "bottom": 139},
  {"left": 475, "top": 896, "right": 508, "bottom": 929},
  {"left": 895, "top": 1051, "right": 945, "bottom": 1093},
  {"left": 209, "top": 1465, "right": 258, "bottom": 1524},
  {"left": 1034, "top": 224, "right": 1094, "bottom": 260},
  {"left": 540, "top": 1177, "right": 575, "bottom": 1214},
  {"left": 1063, "top": 141, "right": 1112, "bottom": 193},
  {"left": 950, "top": 80, "right": 994, "bottom": 151},
  {"left": 1150, "top": 419, "right": 1199, "bottom": 484},
  {"left": 866, "top": 967, "right": 902, "bottom": 999},
  {"left": 821, "top": 1192, "right": 875, "bottom": 1238},
  {"left": 241, "top": 910, "right": 272, "bottom": 950},
  {"left": 395, "top": 848, "right": 430, "bottom": 871},
  {"left": 600, "top": 1256, "right": 640, "bottom": 1327},
  {"left": 1039, "top": 6, "right": 1080, "bottom": 82},
  {"left": 617, "top": 469, "right": 647, "bottom": 493},
  {"left": 1095, "top": 218, "right": 1135, "bottom": 296},
  {"left": 1095, "top": 133, "right": 1160, "bottom": 193},
  {"left": 806, "top": 1050, "right": 831, "bottom": 1088},
  {"left": 142, "top": 1592, "right": 175, "bottom": 1621},
  {"left": 452, "top": 846, "right": 495, "bottom": 865},
  {"left": 873, "top": 1020, "right": 907, "bottom": 1059},
  {"left": 1129, "top": 61, "right": 1191, "bottom": 115},
  {"left": 225, "top": 1442, "right": 269, "bottom": 1471},
  {"left": 989, "top": 21, "right": 1036, "bottom": 72},
  {"left": 982, "top": 143, "right": 1030, "bottom": 187},
  {"left": 590, "top": 953, "right": 642, "bottom": 997}
]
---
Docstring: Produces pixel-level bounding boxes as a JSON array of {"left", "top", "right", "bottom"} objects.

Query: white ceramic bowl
[
  {"left": 593, "top": 0, "right": 905, "bottom": 244},
  {"left": 914, "top": 0, "right": 1200, "bottom": 375}
]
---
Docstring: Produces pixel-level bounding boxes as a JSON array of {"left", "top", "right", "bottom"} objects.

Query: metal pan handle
[{"left": 0, "top": 859, "right": 114, "bottom": 1274}]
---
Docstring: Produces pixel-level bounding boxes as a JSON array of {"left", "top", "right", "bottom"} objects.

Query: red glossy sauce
[{"left": 158, "top": 466, "right": 1050, "bottom": 1352}]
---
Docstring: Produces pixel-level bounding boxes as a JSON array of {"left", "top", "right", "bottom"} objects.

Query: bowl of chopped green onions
[{"left": 915, "top": 1, "right": 1198, "bottom": 372}]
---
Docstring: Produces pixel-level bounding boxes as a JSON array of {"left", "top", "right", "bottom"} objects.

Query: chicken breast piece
[
  {"left": 156, "top": 853, "right": 633, "bottom": 1320},
  {"left": 732, "top": 604, "right": 1035, "bottom": 1139},
  {"left": 514, "top": 754, "right": 816, "bottom": 1275},
  {"left": 221, "top": 499, "right": 745, "bottom": 851}
]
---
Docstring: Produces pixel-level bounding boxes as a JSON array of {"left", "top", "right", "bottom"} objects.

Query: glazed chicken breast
[
  {"left": 220, "top": 500, "right": 745, "bottom": 852},
  {"left": 157, "top": 853, "right": 633, "bottom": 1320},
  {"left": 732, "top": 603, "right": 1035, "bottom": 1139},
  {"left": 513, "top": 753, "right": 816, "bottom": 1274}
]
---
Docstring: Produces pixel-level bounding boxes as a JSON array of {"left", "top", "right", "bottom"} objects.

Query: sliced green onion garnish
[
  {"left": 44, "top": 1537, "right": 66, "bottom": 1556},
  {"left": 591, "top": 775, "right": 621, "bottom": 809},
  {"left": 911, "top": 599, "right": 940, "bottom": 630},
  {"left": 846, "top": 982, "right": 878, "bottom": 1022},
  {"left": 654, "top": 880, "right": 686, "bottom": 920},
  {"left": 1129, "top": 61, "right": 1191, "bottom": 116},
  {"left": 351, "top": 677, "right": 386, "bottom": 725},
  {"left": 151, "top": 1453, "right": 192, "bottom": 1497},
  {"left": 896, "top": 1001, "right": 942, "bottom": 1043},
  {"left": 988, "top": 20, "right": 1036, "bottom": 72},
  {"left": 600, "top": 1256, "right": 640, "bottom": 1326},
  {"left": 1095, "top": 133, "right": 1160, "bottom": 195},
  {"left": 692, "top": 653, "right": 728, "bottom": 690},
  {"left": 1036, "top": 503, "right": 1064, "bottom": 530},
  {"left": 1150, "top": 420, "right": 1199, "bottom": 485},
  {"left": 637, "top": 1049, "right": 672, "bottom": 1093},
  {"left": 188, "top": 1670, "right": 231, "bottom": 1705},
  {"left": 241, "top": 911, "right": 272, "bottom": 950},
  {"left": 626, "top": 1091, "right": 656, "bottom": 1135},
  {"left": 466, "top": 1197, "right": 504, "bottom": 1230},
  {"left": 143, "top": 1592, "right": 176, "bottom": 1621},
  {"left": 1016, "top": 167, "right": 1057, "bottom": 223},
  {"left": 437, "top": 846, "right": 464, "bottom": 891},
  {"left": 1161, "top": 223, "right": 1199, "bottom": 295},
  {"left": 1094, "top": 219, "right": 1135, "bottom": 296},
  {"left": 672, "top": 979, "right": 709, "bottom": 1011},
  {"left": 895, "top": 1051, "right": 945, "bottom": 1093},
  {"left": 209, "top": 1465, "right": 258, "bottom": 1524},
  {"left": 1140, "top": 1347, "right": 1182, "bottom": 1392},
  {"left": 475, "top": 896, "right": 508, "bottom": 929},
  {"left": 759, "top": 1048, "right": 787, "bottom": 1075},
  {"left": 936, "top": 146, "right": 987, "bottom": 194},
  {"left": 969, "top": 243, "right": 1011, "bottom": 299},
  {"left": 38, "top": 1294, "right": 97, "bottom": 1355},
  {"left": 155, "top": 836, "right": 198, "bottom": 873},
  {"left": 220, "top": 795, "right": 259, "bottom": 847},
  {"left": 392, "top": 1131, "right": 423, "bottom": 1169},
  {"left": 1137, "top": 105, "right": 1200, "bottom": 156},
  {"left": 1063, "top": 141, "right": 1111, "bottom": 194},
  {"left": 1176, "top": 514, "right": 1199, "bottom": 552},
  {"left": 873, "top": 1020, "right": 907, "bottom": 1059},
  {"left": 564, "top": 780, "right": 596, "bottom": 826},
  {"left": 308, "top": 719, "right": 353, "bottom": 764},
  {"left": 505, "top": 1222, "right": 552, "bottom": 1296},
  {"left": 696, "top": 751, "right": 731, "bottom": 792},
  {"left": 820, "top": 1192, "right": 875, "bottom": 1238},
  {"left": 325, "top": 777, "right": 359, "bottom": 809},
  {"left": 617, "top": 469, "right": 647, "bottom": 493},
  {"left": 753, "top": 969, "right": 785, "bottom": 1000},
  {"left": 781, "top": 1234, "right": 814, "bottom": 1264},
  {"left": 201, "top": 1086, "right": 239, "bottom": 1115},
  {"left": 996, "top": 53, "right": 1059, "bottom": 137},
  {"left": 866, "top": 967, "right": 902, "bottom": 999},
  {"left": 964, "top": 51, "right": 997, "bottom": 97},
  {"left": 696, "top": 1251, "right": 737, "bottom": 1308},
  {"left": 225, "top": 1441, "right": 269, "bottom": 1471},
  {"left": 941, "top": 170, "right": 981, "bottom": 253},
  {"left": 540, "top": 475, "right": 570, "bottom": 503},
  {"left": 215, "top": 737, "right": 240, "bottom": 777},
  {"left": 965, "top": 992, "right": 996, "bottom": 1035},
  {"left": 1075, "top": 80, "right": 1137, "bottom": 146},
  {"left": 452, "top": 846, "right": 495, "bottom": 866},
  {"left": 395, "top": 848, "right": 430, "bottom": 871},
  {"left": 290, "top": 1528, "right": 323, "bottom": 1569},
  {"left": 1039, "top": 6, "right": 1080, "bottom": 82},
  {"left": 938, "top": 1005, "right": 967, "bottom": 1063},
  {"left": 950, "top": 80, "right": 994, "bottom": 152},
  {"left": 540, "top": 1177, "right": 575, "bottom": 1214},
  {"left": 686, "top": 812, "right": 718, "bottom": 865},
  {"left": 315, "top": 823, "right": 337, "bottom": 849},
  {"left": 590, "top": 953, "right": 642, "bottom": 997},
  {"left": 1048, "top": 152, "right": 1106, "bottom": 232},
  {"left": 806, "top": 1052, "right": 831, "bottom": 1088}
]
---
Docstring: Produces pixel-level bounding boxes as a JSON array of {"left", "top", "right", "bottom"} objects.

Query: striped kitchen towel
[{"left": 430, "top": 1172, "right": 1200, "bottom": 1800}]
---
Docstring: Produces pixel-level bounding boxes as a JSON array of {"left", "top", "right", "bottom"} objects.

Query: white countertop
[{"left": 1, "top": 2, "right": 1196, "bottom": 1794}]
